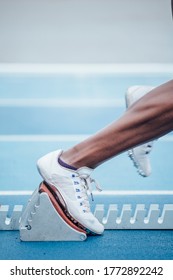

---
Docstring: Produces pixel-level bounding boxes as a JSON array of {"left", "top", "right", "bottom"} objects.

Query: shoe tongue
[{"left": 77, "top": 166, "right": 93, "bottom": 177}]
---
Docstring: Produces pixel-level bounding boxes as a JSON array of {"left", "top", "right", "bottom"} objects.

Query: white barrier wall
[{"left": 0, "top": 0, "right": 172, "bottom": 63}]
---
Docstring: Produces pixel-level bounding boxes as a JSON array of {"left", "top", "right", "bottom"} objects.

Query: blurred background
[
  {"left": 0, "top": 0, "right": 173, "bottom": 63},
  {"left": 0, "top": 0, "right": 173, "bottom": 191}
]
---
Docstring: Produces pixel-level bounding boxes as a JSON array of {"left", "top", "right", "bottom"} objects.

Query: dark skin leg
[{"left": 61, "top": 80, "right": 173, "bottom": 169}]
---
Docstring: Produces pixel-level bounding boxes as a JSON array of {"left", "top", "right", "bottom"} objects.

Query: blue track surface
[
  {"left": 1, "top": 230, "right": 173, "bottom": 260},
  {"left": 1, "top": 194, "right": 173, "bottom": 260},
  {"left": 0, "top": 72, "right": 173, "bottom": 260}
]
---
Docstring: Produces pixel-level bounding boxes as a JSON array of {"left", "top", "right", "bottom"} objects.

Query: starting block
[
  {"left": 1, "top": 188, "right": 173, "bottom": 240},
  {"left": 19, "top": 182, "right": 87, "bottom": 241}
]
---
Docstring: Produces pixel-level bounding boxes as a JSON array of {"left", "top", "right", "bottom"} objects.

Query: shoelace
[{"left": 76, "top": 174, "right": 102, "bottom": 212}]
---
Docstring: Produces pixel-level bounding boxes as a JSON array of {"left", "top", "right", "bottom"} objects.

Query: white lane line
[
  {"left": 0, "top": 98, "right": 124, "bottom": 107},
  {"left": 158, "top": 135, "right": 173, "bottom": 142},
  {"left": 0, "top": 63, "right": 173, "bottom": 74},
  {"left": 0, "top": 190, "right": 173, "bottom": 196},
  {"left": 0, "top": 191, "right": 33, "bottom": 196},
  {"left": 0, "top": 134, "right": 89, "bottom": 142},
  {"left": 0, "top": 134, "right": 172, "bottom": 142},
  {"left": 1, "top": 63, "right": 173, "bottom": 74},
  {"left": 93, "top": 190, "right": 173, "bottom": 196}
]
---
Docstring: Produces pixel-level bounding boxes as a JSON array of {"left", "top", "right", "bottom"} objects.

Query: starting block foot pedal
[{"left": 19, "top": 182, "right": 87, "bottom": 241}]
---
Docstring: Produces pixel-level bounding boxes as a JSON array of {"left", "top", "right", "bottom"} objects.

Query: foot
[
  {"left": 37, "top": 149, "right": 104, "bottom": 235},
  {"left": 125, "top": 85, "right": 154, "bottom": 177}
]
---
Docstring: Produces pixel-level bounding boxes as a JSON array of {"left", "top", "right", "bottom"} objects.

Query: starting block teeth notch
[
  {"left": 0, "top": 205, "right": 23, "bottom": 230},
  {"left": 119, "top": 204, "right": 132, "bottom": 228},
  {"left": 158, "top": 204, "right": 173, "bottom": 228},
  {"left": 19, "top": 189, "right": 87, "bottom": 241},
  {"left": 103, "top": 204, "right": 118, "bottom": 228},
  {"left": 130, "top": 204, "right": 146, "bottom": 225},
  {"left": 144, "top": 204, "right": 160, "bottom": 227},
  {"left": 94, "top": 204, "right": 104, "bottom": 223},
  {"left": 0, "top": 205, "right": 9, "bottom": 230}
]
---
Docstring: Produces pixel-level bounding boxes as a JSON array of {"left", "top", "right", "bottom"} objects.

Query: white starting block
[{"left": 19, "top": 182, "right": 87, "bottom": 241}]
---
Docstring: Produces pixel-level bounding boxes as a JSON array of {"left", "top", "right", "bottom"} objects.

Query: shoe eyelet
[{"left": 74, "top": 181, "right": 79, "bottom": 185}]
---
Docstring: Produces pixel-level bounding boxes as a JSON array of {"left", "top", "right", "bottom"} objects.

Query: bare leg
[{"left": 61, "top": 80, "right": 173, "bottom": 169}]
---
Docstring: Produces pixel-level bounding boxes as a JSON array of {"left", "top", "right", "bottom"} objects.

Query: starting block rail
[
  {"left": 0, "top": 187, "right": 173, "bottom": 241},
  {"left": 94, "top": 203, "right": 173, "bottom": 229},
  {"left": 1, "top": 203, "right": 173, "bottom": 231}
]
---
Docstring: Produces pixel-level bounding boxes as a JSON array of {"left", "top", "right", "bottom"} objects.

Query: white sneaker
[
  {"left": 125, "top": 85, "right": 154, "bottom": 177},
  {"left": 37, "top": 149, "right": 104, "bottom": 235}
]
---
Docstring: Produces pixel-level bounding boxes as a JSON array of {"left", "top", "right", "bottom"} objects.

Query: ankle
[
  {"left": 58, "top": 156, "right": 77, "bottom": 171},
  {"left": 60, "top": 145, "right": 98, "bottom": 170},
  {"left": 60, "top": 150, "right": 82, "bottom": 169}
]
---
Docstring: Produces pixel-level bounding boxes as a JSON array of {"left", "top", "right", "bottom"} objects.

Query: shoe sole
[
  {"left": 38, "top": 178, "right": 100, "bottom": 235},
  {"left": 127, "top": 150, "right": 147, "bottom": 177},
  {"left": 39, "top": 181, "right": 91, "bottom": 234},
  {"left": 125, "top": 86, "right": 148, "bottom": 177}
]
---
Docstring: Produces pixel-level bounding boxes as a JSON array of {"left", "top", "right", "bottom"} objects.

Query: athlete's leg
[
  {"left": 61, "top": 80, "right": 173, "bottom": 169},
  {"left": 37, "top": 79, "right": 173, "bottom": 234}
]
